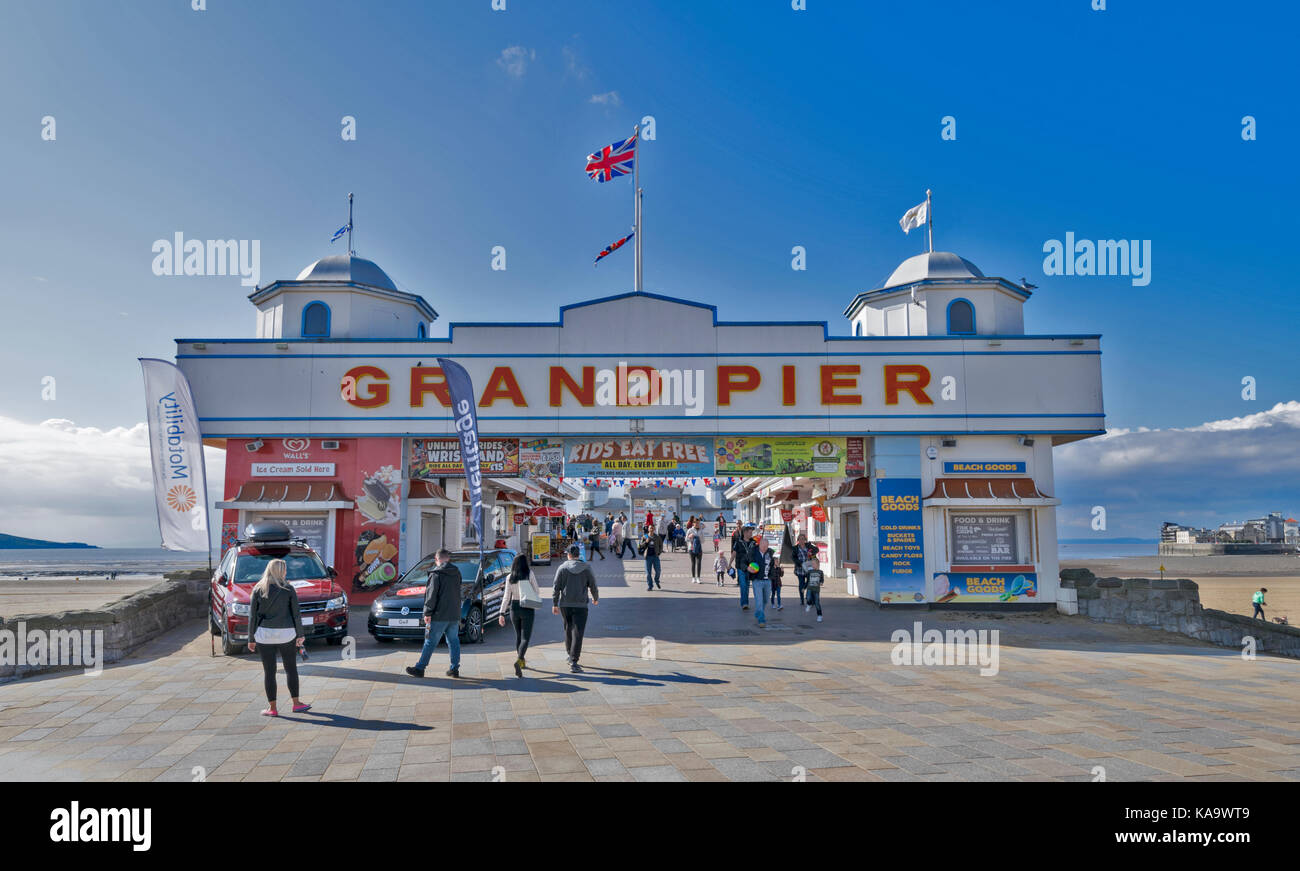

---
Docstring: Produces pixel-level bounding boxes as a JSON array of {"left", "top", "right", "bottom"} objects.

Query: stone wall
[
  {"left": 1058, "top": 568, "right": 1300, "bottom": 658},
  {"left": 0, "top": 569, "right": 209, "bottom": 680}
]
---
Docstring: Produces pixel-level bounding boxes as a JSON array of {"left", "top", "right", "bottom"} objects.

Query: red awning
[
  {"left": 224, "top": 480, "right": 351, "bottom": 504},
  {"left": 496, "top": 490, "right": 528, "bottom": 506},
  {"left": 408, "top": 480, "right": 451, "bottom": 502},
  {"left": 772, "top": 489, "right": 800, "bottom": 502},
  {"left": 525, "top": 505, "right": 566, "bottom": 518},
  {"left": 833, "top": 477, "right": 872, "bottom": 499},
  {"left": 926, "top": 477, "right": 1052, "bottom": 500}
]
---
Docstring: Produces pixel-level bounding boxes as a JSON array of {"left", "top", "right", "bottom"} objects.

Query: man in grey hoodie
[
  {"left": 406, "top": 548, "right": 463, "bottom": 679},
  {"left": 552, "top": 544, "right": 599, "bottom": 673}
]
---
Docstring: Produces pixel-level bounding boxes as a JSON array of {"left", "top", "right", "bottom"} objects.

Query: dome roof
[
  {"left": 295, "top": 254, "right": 398, "bottom": 291},
  {"left": 882, "top": 251, "right": 983, "bottom": 289}
]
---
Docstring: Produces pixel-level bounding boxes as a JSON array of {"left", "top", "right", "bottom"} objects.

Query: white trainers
[
  {"left": 804, "top": 605, "right": 810, "bottom": 613},
  {"left": 816, "top": 615, "right": 823, "bottom": 622}
]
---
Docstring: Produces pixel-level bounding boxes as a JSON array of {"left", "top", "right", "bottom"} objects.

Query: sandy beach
[
  {"left": 0, "top": 576, "right": 166, "bottom": 619},
  {"left": 1065, "top": 554, "right": 1300, "bottom": 623}
]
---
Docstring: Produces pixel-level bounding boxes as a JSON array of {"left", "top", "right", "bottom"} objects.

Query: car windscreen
[
  {"left": 234, "top": 552, "right": 326, "bottom": 584},
  {"left": 394, "top": 560, "right": 481, "bottom": 591}
]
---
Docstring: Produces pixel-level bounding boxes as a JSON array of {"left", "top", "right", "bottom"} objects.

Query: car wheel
[
  {"left": 220, "top": 612, "right": 245, "bottom": 656},
  {"left": 464, "top": 605, "right": 484, "bottom": 644}
]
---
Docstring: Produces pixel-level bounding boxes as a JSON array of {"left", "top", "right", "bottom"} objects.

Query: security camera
[
  {"left": 245, "top": 439, "right": 265, "bottom": 452},
  {"left": 1018, "top": 436, "right": 1035, "bottom": 447}
]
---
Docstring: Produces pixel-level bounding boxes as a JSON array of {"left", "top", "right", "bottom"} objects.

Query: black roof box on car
[{"left": 245, "top": 521, "right": 293, "bottom": 543}]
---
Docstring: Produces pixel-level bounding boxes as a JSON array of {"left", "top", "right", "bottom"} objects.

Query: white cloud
[
  {"left": 589, "top": 91, "right": 622, "bottom": 107},
  {"left": 497, "top": 45, "right": 535, "bottom": 78},
  {"left": 1054, "top": 401, "right": 1300, "bottom": 538},
  {"left": 563, "top": 44, "right": 590, "bottom": 81},
  {"left": 0, "top": 416, "right": 225, "bottom": 548}
]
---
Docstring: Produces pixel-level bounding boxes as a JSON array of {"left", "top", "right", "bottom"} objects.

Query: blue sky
[{"left": 0, "top": 0, "right": 1296, "bottom": 545}]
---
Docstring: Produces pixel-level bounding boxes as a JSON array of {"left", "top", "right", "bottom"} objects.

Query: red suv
[{"left": 209, "top": 522, "right": 349, "bottom": 656}]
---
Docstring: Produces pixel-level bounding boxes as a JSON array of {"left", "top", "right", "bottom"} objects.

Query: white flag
[
  {"left": 140, "top": 358, "right": 210, "bottom": 553},
  {"left": 899, "top": 200, "right": 928, "bottom": 234}
]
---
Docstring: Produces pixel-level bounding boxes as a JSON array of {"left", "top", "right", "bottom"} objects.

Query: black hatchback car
[{"left": 367, "top": 549, "right": 517, "bottom": 644}]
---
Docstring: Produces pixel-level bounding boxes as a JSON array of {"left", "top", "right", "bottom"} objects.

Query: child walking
[
  {"left": 804, "top": 558, "right": 825, "bottom": 622},
  {"left": 770, "top": 559, "right": 784, "bottom": 610},
  {"left": 714, "top": 550, "right": 730, "bottom": 586}
]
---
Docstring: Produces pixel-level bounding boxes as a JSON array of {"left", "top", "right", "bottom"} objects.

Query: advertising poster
[
  {"left": 760, "top": 523, "right": 785, "bottom": 550},
  {"left": 531, "top": 532, "right": 552, "bottom": 565},
  {"left": 876, "top": 477, "right": 925, "bottom": 603},
  {"left": 934, "top": 572, "right": 1038, "bottom": 603},
  {"left": 950, "top": 514, "right": 1020, "bottom": 565},
  {"left": 714, "top": 437, "right": 862, "bottom": 477},
  {"left": 410, "top": 437, "right": 519, "bottom": 477},
  {"left": 352, "top": 440, "right": 403, "bottom": 590},
  {"left": 519, "top": 437, "right": 564, "bottom": 479},
  {"left": 563, "top": 437, "right": 713, "bottom": 476},
  {"left": 259, "top": 515, "right": 328, "bottom": 555}
]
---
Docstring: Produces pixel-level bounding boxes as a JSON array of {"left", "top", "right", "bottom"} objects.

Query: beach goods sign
[{"left": 876, "top": 477, "right": 925, "bottom": 604}]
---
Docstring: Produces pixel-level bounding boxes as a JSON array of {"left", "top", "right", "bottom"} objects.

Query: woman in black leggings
[
  {"left": 247, "top": 558, "right": 310, "bottom": 717},
  {"left": 498, "top": 552, "right": 537, "bottom": 678}
]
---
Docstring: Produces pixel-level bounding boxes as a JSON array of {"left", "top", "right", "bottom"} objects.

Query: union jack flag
[
  {"left": 594, "top": 230, "right": 634, "bottom": 265},
  {"left": 585, "top": 131, "right": 636, "bottom": 182}
]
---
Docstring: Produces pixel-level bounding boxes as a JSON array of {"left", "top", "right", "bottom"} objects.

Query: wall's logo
[
  {"left": 166, "top": 485, "right": 197, "bottom": 513},
  {"left": 283, "top": 437, "right": 311, "bottom": 454}
]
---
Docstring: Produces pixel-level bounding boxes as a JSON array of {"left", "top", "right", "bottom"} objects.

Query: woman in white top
[
  {"left": 247, "top": 558, "right": 311, "bottom": 717},
  {"left": 497, "top": 552, "right": 536, "bottom": 677}
]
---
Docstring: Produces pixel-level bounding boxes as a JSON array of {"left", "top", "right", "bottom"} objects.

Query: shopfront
[{"left": 182, "top": 249, "right": 1103, "bottom": 604}]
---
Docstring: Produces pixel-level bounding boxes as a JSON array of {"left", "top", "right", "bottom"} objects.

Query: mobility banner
[
  {"left": 139, "top": 358, "right": 210, "bottom": 553},
  {"left": 714, "top": 437, "right": 866, "bottom": 477},
  {"left": 563, "top": 437, "right": 713, "bottom": 477},
  {"left": 410, "top": 437, "right": 519, "bottom": 477},
  {"left": 438, "top": 358, "right": 485, "bottom": 558}
]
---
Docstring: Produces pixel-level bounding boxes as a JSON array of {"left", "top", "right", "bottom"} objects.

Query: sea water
[{"left": 0, "top": 548, "right": 208, "bottom": 579}]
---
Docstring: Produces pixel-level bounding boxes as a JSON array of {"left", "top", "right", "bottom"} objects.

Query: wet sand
[
  {"left": 0, "top": 576, "right": 165, "bottom": 619},
  {"left": 1065, "top": 554, "right": 1300, "bottom": 623}
]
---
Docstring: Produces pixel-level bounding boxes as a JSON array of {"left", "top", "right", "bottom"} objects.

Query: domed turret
[
  {"left": 844, "top": 251, "right": 1030, "bottom": 338},
  {"left": 295, "top": 254, "right": 400, "bottom": 292}
]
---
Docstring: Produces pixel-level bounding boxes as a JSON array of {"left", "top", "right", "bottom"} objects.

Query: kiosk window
[{"left": 949, "top": 512, "right": 1025, "bottom": 565}]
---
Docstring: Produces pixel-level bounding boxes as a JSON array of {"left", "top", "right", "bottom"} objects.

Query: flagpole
[
  {"left": 634, "top": 123, "right": 643, "bottom": 294},
  {"left": 347, "top": 192, "right": 355, "bottom": 255},
  {"left": 926, "top": 189, "right": 933, "bottom": 254}
]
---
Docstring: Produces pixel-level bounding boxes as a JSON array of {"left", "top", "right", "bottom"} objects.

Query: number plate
[
  {"left": 389, "top": 618, "right": 421, "bottom": 627},
  {"left": 301, "top": 617, "right": 314, "bottom": 626}
]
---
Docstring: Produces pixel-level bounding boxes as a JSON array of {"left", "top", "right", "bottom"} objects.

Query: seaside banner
[
  {"left": 410, "top": 437, "right": 519, "bottom": 477},
  {"left": 563, "top": 437, "right": 714, "bottom": 476},
  {"left": 714, "top": 437, "right": 865, "bottom": 477},
  {"left": 438, "top": 357, "right": 485, "bottom": 558},
  {"left": 139, "top": 358, "right": 210, "bottom": 553}
]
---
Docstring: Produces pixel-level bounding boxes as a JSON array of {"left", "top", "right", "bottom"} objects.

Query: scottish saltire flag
[
  {"left": 594, "top": 231, "right": 634, "bottom": 265},
  {"left": 331, "top": 224, "right": 348, "bottom": 243},
  {"left": 585, "top": 132, "right": 636, "bottom": 182}
]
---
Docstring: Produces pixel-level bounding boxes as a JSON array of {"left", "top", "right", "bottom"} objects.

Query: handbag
[{"left": 517, "top": 571, "right": 543, "bottom": 609}]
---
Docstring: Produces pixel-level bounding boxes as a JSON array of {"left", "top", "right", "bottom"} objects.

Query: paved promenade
[{"left": 2, "top": 551, "right": 1298, "bottom": 782}]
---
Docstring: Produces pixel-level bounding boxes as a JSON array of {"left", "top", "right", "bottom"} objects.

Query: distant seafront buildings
[{"left": 1159, "top": 513, "right": 1299, "bottom": 555}]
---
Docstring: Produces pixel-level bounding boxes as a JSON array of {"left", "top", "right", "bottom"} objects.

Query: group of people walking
[{"left": 250, "top": 518, "right": 828, "bottom": 711}]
